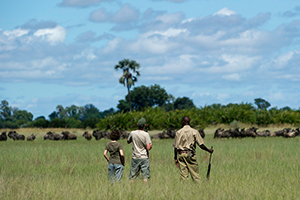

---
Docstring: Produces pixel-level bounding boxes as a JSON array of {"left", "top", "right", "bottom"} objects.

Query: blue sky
[{"left": 1, "top": 0, "right": 300, "bottom": 119}]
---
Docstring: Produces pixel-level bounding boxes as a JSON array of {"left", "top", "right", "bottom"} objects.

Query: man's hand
[
  {"left": 209, "top": 148, "right": 214, "bottom": 154},
  {"left": 175, "top": 159, "right": 179, "bottom": 168}
]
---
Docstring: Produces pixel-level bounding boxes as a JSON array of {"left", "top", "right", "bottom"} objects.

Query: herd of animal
[
  {"left": 0, "top": 127, "right": 299, "bottom": 142},
  {"left": 214, "top": 127, "right": 300, "bottom": 138},
  {"left": 0, "top": 130, "right": 129, "bottom": 142},
  {"left": 151, "top": 128, "right": 206, "bottom": 139}
]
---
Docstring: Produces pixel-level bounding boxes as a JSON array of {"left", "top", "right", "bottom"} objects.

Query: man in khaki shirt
[{"left": 173, "top": 116, "right": 213, "bottom": 182}]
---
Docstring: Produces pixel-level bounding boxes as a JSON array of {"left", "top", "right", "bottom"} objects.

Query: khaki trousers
[{"left": 178, "top": 153, "right": 201, "bottom": 182}]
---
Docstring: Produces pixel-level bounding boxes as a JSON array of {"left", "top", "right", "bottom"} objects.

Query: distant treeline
[
  {"left": 95, "top": 105, "right": 300, "bottom": 130},
  {"left": 1, "top": 99, "right": 299, "bottom": 130}
]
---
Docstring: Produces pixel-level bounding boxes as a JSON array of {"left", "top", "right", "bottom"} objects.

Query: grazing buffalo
[
  {"left": 8, "top": 131, "right": 25, "bottom": 140},
  {"left": 27, "top": 134, "right": 36, "bottom": 141},
  {"left": 283, "top": 128, "right": 298, "bottom": 138},
  {"left": 0, "top": 132, "right": 7, "bottom": 141},
  {"left": 119, "top": 130, "right": 129, "bottom": 139},
  {"left": 92, "top": 130, "right": 103, "bottom": 140},
  {"left": 151, "top": 129, "right": 177, "bottom": 139},
  {"left": 92, "top": 130, "right": 109, "bottom": 140},
  {"left": 244, "top": 127, "right": 258, "bottom": 138},
  {"left": 198, "top": 128, "right": 205, "bottom": 138},
  {"left": 214, "top": 128, "right": 231, "bottom": 138},
  {"left": 61, "top": 131, "right": 77, "bottom": 140},
  {"left": 44, "top": 131, "right": 63, "bottom": 140},
  {"left": 82, "top": 131, "right": 92, "bottom": 140},
  {"left": 256, "top": 130, "right": 271, "bottom": 137},
  {"left": 167, "top": 129, "right": 176, "bottom": 138}
]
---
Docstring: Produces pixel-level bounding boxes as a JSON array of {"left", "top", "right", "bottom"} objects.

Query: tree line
[{"left": 0, "top": 84, "right": 298, "bottom": 129}]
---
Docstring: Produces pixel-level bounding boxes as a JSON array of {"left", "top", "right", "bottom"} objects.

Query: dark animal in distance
[
  {"left": 8, "top": 131, "right": 25, "bottom": 141},
  {"left": 0, "top": 132, "right": 7, "bottom": 141},
  {"left": 82, "top": 131, "right": 92, "bottom": 140},
  {"left": 61, "top": 131, "right": 77, "bottom": 140},
  {"left": 27, "top": 134, "right": 36, "bottom": 141},
  {"left": 44, "top": 131, "right": 63, "bottom": 140}
]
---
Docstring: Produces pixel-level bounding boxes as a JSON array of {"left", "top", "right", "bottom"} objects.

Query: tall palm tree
[{"left": 115, "top": 59, "right": 140, "bottom": 112}]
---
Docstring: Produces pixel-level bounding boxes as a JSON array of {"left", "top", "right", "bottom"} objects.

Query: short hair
[
  {"left": 109, "top": 130, "right": 120, "bottom": 140},
  {"left": 181, "top": 116, "right": 190, "bottom": 125}
]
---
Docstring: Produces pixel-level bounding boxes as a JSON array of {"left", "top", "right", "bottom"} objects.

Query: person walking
[
  {"left": 173, "top": 116, "right": 213, "bottom": 182},
  {"left": 103, "top": 130, "right": 125, "bottom": 183},
  {"left": 127, "top": 117, "right": 152, "bottom": 182}
]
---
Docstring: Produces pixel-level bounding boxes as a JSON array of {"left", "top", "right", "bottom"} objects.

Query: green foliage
[
  {"left": 254, "top": 98, "right": 271, "bottom": 109},
  {"left": 49, "top": 118, "right": 67, "bottom": 128},
  {"left": 115, "top": 59, "right": 141, "bottom": 112},
  {"left": 174, "top": 96, "right": 195, "bottom": 110},
  {"left": 65, "top": 118, "right": 82, "bottom": 128},
  {"left": 118, "top": 84, "right": 169, "bottom": 111},
  {"left": 2, "top": 98, "right": 300, "bottom": 129},
  {"left": 31, "top": 118, "right": 50, "bottom": 128}
]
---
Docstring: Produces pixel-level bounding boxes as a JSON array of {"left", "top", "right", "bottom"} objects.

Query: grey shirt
[{"left": 128, "top": 130, "right": 152, "bottom": 159}]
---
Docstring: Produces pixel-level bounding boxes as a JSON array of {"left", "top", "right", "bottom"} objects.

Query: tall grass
[{"left": 0, "top": 129, "right": 299, "bottom": 199}]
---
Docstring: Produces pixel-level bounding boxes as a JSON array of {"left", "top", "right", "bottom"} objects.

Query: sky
[{"left": 1, "top": 0, "right": 300, "bottom": 119}]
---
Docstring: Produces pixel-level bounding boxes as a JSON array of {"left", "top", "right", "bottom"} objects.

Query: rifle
[{"left": 206, "top": 146, "right": 213, "bottom": 180}]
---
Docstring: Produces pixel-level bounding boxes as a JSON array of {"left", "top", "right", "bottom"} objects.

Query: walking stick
[{"left": 206, "top": 146, "right": 213, "bottom": 180}]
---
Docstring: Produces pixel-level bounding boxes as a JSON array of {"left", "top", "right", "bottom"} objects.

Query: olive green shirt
[
  {"left": 173, "top": 125, "right": 204, "bottom": 152},
  {"left": 105, "top": 141, "right": 123, "bottom": 165}
]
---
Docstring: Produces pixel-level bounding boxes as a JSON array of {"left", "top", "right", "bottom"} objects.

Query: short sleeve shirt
[
  {"left": 173, "top": 125, "right": 204, "bottom": 152},
  {"left": 105, "top": 141, "right": 123, "bottom": 165},
  {"left": 128, "top": 130, "right": 152, "bottom": 159}
]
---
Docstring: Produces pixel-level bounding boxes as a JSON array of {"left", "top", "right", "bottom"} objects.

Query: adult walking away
[
  {"left": 103, "top": 130, "right": 125, "bottom": 183},
  {"left": 173, "top": 116, "right": 213, "bottom": 182},
  {"left": 127, "top": 117, "right": 152, "bottom": 182}
]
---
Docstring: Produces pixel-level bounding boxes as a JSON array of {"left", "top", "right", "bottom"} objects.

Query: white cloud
[
  {"left": 213, "top": 7, "right": 236, "bottom": 16},
  {"left": 273, "top": 51, "right": 294, "bottom": 69},
  {"left": 204, "top": 54, "right": 259, "bottom": 73},
  {"left": 126, "top": 28, "right": 186, "bottom": 54},
  {"left": 144, "top": 54, "right": 198, "bottom": 75},
  {"left": 3, "top": 28, "right": 29, "bottom": 39},
  {"left": 155, "top": 12, "right": 183, "bottom": 24},
  {"left": 34, "top": 26, "right": 66, "bottom": 45}
]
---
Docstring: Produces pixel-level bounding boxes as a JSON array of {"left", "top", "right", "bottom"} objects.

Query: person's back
[
  {"left": 127, "top": 118, "right": 152, "bottom": 182},
  {"left": 173, "top": 116, "right": 213, "bottom": 182},
  {"left": 174, "top": 125, "right": 203, "bottom": 153},
  {"left": 105, "top": 141, "right": 123, "bottom": 165},
  {"left": 103, "top": 130, "right": 125, "bottom": 183},
  {"left": 129, "top": 130, "right": 151, "bottom": 159}
]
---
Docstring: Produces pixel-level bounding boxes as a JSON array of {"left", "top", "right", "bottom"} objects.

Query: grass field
[{"left": 0, "top": 127, "right": 299, "bottom": 200}]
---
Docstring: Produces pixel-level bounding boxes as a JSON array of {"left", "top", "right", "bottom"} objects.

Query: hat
[{"left": 138, "top": 118, "right": 146, "bottom": 126}]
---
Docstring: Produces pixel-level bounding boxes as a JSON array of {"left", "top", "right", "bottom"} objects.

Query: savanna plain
[{"left": 0, "top": 126, "right": 299, "bottom": 200}]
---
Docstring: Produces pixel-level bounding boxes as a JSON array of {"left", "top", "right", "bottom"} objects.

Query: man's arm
[
  {"left": 200, "top": 144, "right": 214, "bottom": 153},
  {"left": 127, "top": 137, "right": 132, "bottom": 144},
  {"left": 146, "top": 143, "right": 152, "bottom": 151}
]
